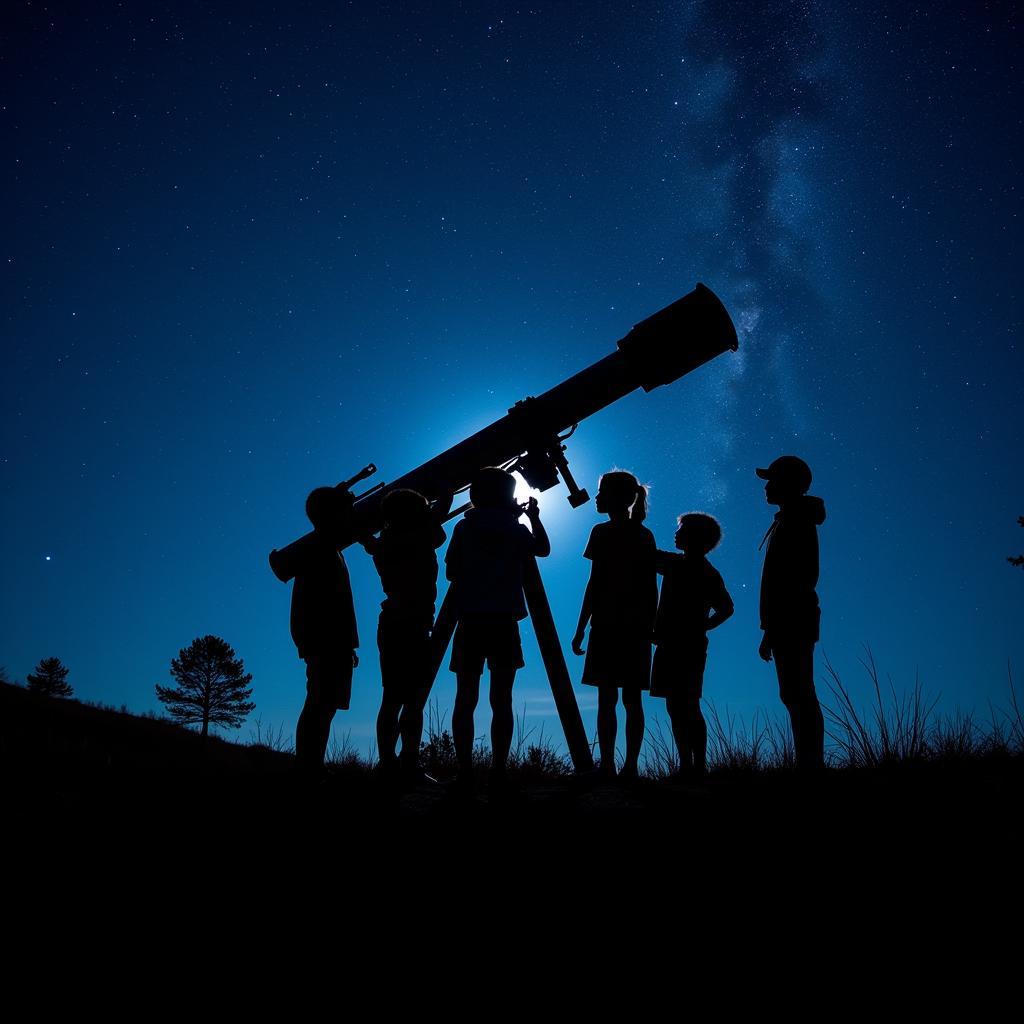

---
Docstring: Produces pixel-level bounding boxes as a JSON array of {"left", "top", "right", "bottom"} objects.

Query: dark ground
[
  {"left": 5, "top": 682, "right": 1020, "bottom": 867},
  {"left": 7, "top": 680, "right": 1018, "bottom": 990}
]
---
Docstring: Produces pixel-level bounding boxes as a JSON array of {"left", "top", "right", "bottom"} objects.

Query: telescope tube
[{"left": 270, "top": 283, "right": 737, "bottom": 580}]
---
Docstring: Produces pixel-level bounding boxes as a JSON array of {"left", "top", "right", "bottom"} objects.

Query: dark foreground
[
  {"left": 8, "top": 683, "right": 1018, "bottom": 995},
  {"left": 5, "top": 682, "right": 1021, "bottom": 877}
]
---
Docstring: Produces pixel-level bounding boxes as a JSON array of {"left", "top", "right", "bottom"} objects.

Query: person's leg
[
  {"left": 396, "top": 630, "right": 430, "bottom": 775},
  {"left": 453, "top": 671, "right": 481, "bottom": 776},
  {"left": 296, "top": 699, "right": 336, "bottom": 769},
  {"left": 376, "top": 624, "right": 401, "bottom": 769},
  {"left": 398, "top": 694, "right": 426, "bottom": 774},
  {"left": 621, "top": 687, "right": 645, "bottom": 777},
  {"left": 597, "top": 685, "right": 619, "bottom": 776},
  {"left": 684, "top": 697, "right": 707, "bottom": 773},
  {"left": 296, "top": 657, "right": 341, "bottom": 773},
  {"left": 775, "top": 643, "right": 824, "bottom": 770},
  {"left": 296, "top": 698, "right": 335, "bottom": 772},
  {"left": 488, "top": 668, "right": 516, "bottom": 774},
  {"left": 376, "top": 694, "right": 403, "bottom": 768},
  {"left": 665, "top": 692, "right": 689, "bottom": 770}
]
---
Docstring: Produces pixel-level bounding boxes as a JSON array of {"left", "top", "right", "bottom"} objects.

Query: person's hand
[
  {"left": 437, "top": 491, "right": 455, "bottom": 517},
  {"left": 571, "top": 631, "right": 586, "bottom": 656},
  {"left": 758, "top": 636, "right": 773, "bottom": 662},
  {"left": 352, "top": 650, "right": 359, "bottom": 669},
  {"left": 523, "top": 496, "right": 541, "bottom": 522}
]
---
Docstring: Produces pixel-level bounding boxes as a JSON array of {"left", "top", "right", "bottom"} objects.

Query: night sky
[{"left": 3, "top": 1, "right": 1021, "bottom": 755}]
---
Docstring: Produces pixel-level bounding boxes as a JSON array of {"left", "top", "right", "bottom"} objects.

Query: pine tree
[
  {"left": 26, "top": 657, "right": 74, "bottom": 698},
  {"left": 155, "top": 635, "right": 255, "bottom": 737}
]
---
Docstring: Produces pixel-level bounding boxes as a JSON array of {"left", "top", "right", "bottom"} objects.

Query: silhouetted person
[
  {"left": 757, "top": 456, "right": 826, "bottom": 770},
  {"left": 572, "top": 471, "right": 656, "bottom": 781},
  {"left": 292, "top": 486, "right": 359, "bottom": 775},
  {"left": 362, "top": 487, "right": 452, "bottom": 785},
  {"left": 445, "top": 467, "right": 550, "bottom": 793},
  {"left": 651, "top": 513, "right": 734, "bottom": 775}
]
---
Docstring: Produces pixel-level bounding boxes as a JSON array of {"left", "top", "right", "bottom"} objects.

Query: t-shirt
[
  {"left": 290, "top": 536, "right": 359, "bottom": 659},
  {"left": 654, "top": 551, "right": 732, "bottom": 646},
  {"left": 445, "top": 507, "right": 538, "bottom": 619},
  {"left": 583, "top": 520, "right": 657, "bottom": 632},
  {"left": 367, "top": 521, "right": 446, "bottom": 629}
]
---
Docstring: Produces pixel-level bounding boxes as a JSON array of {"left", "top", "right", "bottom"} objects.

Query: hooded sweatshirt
[{"left": 759, "top": 494, "right": 827, "bottom": 642}]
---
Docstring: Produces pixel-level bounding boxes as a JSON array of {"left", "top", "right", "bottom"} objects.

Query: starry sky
[{"left": 2, "top": 1, "right": 1021, "bottom": 755}]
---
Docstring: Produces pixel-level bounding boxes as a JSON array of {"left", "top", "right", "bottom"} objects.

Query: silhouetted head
[
  {"left": 306, "top": 486, "right": 352, "bottom": 538},
  {"left": 756, "top": 455, "right": 812, "bottom": 506},
  {"left": 470, "top": 467, "right": 517, "bottom": 510},
  {"left": 595, "top": 470, "right": 648, "bottom": 522},
  {"left": 675, "top": 513, "right": 722, "bottom": 555},
  {"left": 380, "top": 488, "right": 429, "bottom": 532}
]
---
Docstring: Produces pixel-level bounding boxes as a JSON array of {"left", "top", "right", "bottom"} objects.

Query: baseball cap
[{"left": 755, "top": 455, "right": 812, "bottom": 492}]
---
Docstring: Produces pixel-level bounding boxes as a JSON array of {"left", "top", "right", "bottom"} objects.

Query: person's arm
[
  {"left": 522, "top": 497, "right": 550, "bottom": 557},
  {"left": 571, "top": 573, "right": 594, "bottom": 656},
  {"left": 654, "top": 549, "right": 673, "bottom": 575},
  {"left": 706, "top": 579, "right": 734, "bottom": 632},
  {"left": 433, "top": 491, "right": 455, "bottom": 520}
]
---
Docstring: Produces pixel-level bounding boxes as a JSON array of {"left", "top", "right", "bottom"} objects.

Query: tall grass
[
  {"left": 640, "top": 704, "right": 793, "bottom": 778},
  {"left": 638, "top": 654, "right": 1024, "bottom": 779},
  {"left": 416, "top": 700, "right": 572, "bottom": 779},
  {"left": 248, "top": 716, "right": 294, "bottom": 754},
  {"left": 242, "top": 659, "right": 1023, "bottom": 781},
  {"left": 326, "top": 728, "right": 368, "bottom": 770},
  {"left": 822, "top": 651, "right": 937, "bottom": 766},
  {"left": 823, "top": 651, "right": 1024, "bottom": 767}
]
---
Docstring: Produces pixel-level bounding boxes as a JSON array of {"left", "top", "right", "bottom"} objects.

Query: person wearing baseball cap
[{"left": 756, "top": 455, "right": 826, "bottom": 770}]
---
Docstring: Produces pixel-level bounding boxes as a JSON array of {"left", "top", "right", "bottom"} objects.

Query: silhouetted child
[
  {"left": 362, "top": 488, "right": 452, "bottom": 784},
  {"left": 756, "top": 455, "right": 827, "bottom": 770},
  {"left": 571, "top": 470, "right": 656, "bottom": 780},
  {"left": 445, "top": 467, "right": 550, "bottom": 792},
  {"left": 651, "top": 513, "right": 734, "bottom": 776},
  {"left": 291, "top": 486, "right": 359, "bottom": 775}
]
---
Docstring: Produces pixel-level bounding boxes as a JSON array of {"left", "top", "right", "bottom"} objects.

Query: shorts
[
  {"left": 378, "top": 617, "right": 433, "bottom": 704},
  {"left": 304, "top": 653, "right": 353, "bottom": 711},
  {"left": 449, "top": 615, "right": 524, "bottom": 676},
  {"left": 650, "top": 638, "right": 708, "bottom": 700}
]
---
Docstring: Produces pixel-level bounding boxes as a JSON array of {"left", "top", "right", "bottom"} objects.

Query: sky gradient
[{"left": 3, "top": 1, "right": 1021, "bottom": 755}]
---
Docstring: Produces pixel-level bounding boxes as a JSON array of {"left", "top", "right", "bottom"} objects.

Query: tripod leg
[
  {"left": 425, "top": 584, "right": 459, "bottom": 696},
  {"left": 522, "top": 557, "right": 595, "bottom": 773}
]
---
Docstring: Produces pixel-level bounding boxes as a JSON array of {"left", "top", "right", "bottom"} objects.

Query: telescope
[
  {"left": 270, "top": 283, "right": 737, "bottom": 580},
  {"left": 270, "top": 282, "right": 737, "bottom": 771}
]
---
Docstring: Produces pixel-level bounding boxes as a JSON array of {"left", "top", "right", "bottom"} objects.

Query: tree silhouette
[
  {"left": 1010, "top": 517, "right": 1024, "bottom": 568},
  {"left": 27, "top": 657, "right": 73, "bottom": 698},
  {"left": 156, "top": 635, "right": 254, "bottom": 737}
]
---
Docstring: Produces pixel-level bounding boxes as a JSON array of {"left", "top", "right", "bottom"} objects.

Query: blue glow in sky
[{"left": 2, "top": 2, "right": 1021, "bottom": 753}]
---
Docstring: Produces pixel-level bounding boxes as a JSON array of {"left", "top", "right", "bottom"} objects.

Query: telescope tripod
[{"left": 423, "top": 557, "right": 595, "bottom": 773}]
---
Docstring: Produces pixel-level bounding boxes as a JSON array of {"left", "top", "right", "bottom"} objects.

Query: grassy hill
[{"left": 5, "top": 680, "right": 1021, "bottom": 848}]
